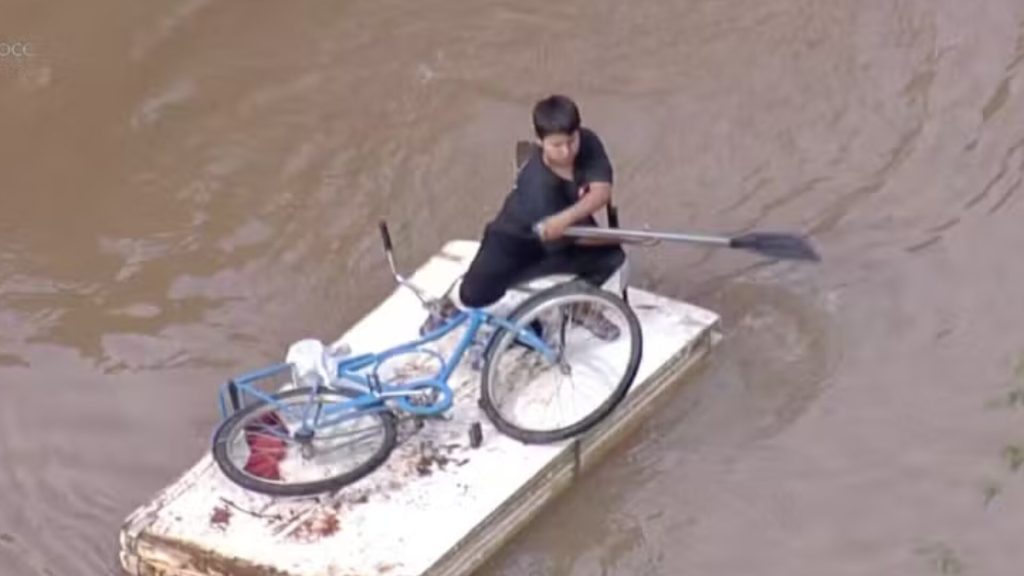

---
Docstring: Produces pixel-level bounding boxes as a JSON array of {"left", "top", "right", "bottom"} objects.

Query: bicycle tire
[
  {"left": 480, "top": 280, "right": 642, "bottom": 443},
  {"left": 211, "top": 387, "right": 397, "bottom": 496}
]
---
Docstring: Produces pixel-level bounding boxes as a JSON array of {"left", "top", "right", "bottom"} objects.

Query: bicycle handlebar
[
  {"left": 377, "top": 219, "right": 464, "bottom": 312},
  {"left": 378, "top": 221, "right": 393, "bottom": 252},
  {"left": 378, "top": 219, "right": 436, "bottom": 308}
]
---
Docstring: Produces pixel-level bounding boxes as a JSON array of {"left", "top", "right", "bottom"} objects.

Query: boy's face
[{"left": 540, "top": 130, "right": 580, "bottom": 168}]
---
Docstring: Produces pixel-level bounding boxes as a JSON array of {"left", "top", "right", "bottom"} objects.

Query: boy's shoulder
[
  {"left": 579, "top": 126, "right": 608, "bottom": 152},
  {"left": 515, "top": 144, "right": 549, "bottom": 185},
  {"left": 580, "top": 125, "right": 601, "bottom": 140}
]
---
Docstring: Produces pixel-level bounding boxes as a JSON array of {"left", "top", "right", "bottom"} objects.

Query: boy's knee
[
  {"left": 458, "top": 277, "right": 499, "bottom": 309},
  {"left": 578, "top": 245, "right": 626, "bottom": 287},
  {"left": 594, "top": 245, "right": 626, "bottom": 275},
  {"left": 606, "top": 246, "right": 626, "bottom": 269}
]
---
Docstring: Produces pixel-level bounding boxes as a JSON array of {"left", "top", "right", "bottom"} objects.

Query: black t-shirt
[{"left": 488, "top": 127, "right": 613, "bottom": 250}]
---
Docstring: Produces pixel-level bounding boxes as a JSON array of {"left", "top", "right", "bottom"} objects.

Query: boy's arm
[
  {"left": 536, "top": 182, "right": 618, "bottom": 245},
  {"left": 535, "top": 129, "right": 618, "bottom": 244}
]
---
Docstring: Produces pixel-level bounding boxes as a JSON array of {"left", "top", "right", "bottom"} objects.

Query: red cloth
[{"left": 243, "top": 412, "right": 287, "bottom": 480}]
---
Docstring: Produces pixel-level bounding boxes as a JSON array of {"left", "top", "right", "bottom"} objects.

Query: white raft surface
[{"left": 119, "top": 239, "right": 720, "bottom": 576}]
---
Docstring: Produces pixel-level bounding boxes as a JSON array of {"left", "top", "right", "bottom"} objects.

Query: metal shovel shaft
[{"left": 562, "top": 226, "right": 732, "bottom": 246}]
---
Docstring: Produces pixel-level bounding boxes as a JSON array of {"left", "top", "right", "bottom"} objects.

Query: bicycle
[{"left": 210, "top": 221, "right": 643, "bottom": 496}]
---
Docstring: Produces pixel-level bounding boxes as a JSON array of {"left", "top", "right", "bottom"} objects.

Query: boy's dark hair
[{"left": 532, "top": 95, "right": 581, "bottom": 139}]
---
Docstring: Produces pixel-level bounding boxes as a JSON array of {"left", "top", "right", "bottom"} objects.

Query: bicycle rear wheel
[
  {"left": 211, "top": 387, "right": 396, "bottom": 496},
  {"left": 480, "top": 281, "right": 642, "bottom": 443}
]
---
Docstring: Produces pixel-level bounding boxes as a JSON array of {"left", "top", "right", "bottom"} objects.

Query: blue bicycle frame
[{"left": 217, "top": 305, "right": 558, "bottom": 435}]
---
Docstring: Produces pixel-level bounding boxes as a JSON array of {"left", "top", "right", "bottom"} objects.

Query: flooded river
[{"left": 2, "top": 1, "right": 1024, "bottom": 574}]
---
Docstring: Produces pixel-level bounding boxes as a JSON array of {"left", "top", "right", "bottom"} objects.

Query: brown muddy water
[{"left": 2, "top": 1, "right": 1024, "bottom": 574}]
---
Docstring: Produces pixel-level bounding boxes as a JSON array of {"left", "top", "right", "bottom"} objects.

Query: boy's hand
[{"left": 536, "top": 214, "right": 571, "bottom": 241}]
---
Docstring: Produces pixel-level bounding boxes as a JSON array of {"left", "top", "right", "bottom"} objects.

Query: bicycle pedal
[{"left": 468, "top": 421, "right": 483, "bottom": 449}]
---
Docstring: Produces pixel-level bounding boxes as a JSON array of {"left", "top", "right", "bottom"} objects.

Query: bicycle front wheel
[
  {"left": 211, "top": 387, "right": 396, "bottom": 496},
  {"left": 480, "top": 281, "right": 642, "bottom": 444}
]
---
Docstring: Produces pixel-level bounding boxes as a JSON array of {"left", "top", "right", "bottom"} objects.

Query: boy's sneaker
[{"left": 569, "top": 302, "right": 621, "bottom": 341}]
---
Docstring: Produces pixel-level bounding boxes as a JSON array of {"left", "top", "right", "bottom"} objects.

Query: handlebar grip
[{"left": 379, "top": 220, "right": 393, "bottom": 252}]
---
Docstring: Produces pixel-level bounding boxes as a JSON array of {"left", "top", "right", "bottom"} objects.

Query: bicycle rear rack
[{"left": 217, "top": 362, "right": 292, "bottom": 419}]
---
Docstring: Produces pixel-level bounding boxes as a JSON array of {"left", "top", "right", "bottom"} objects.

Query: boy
[{"left": 430, "top": 94, "right": 625, "bottom": 340}]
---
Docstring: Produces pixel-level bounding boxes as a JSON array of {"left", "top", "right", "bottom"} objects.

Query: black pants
[{"left": 458, "top": 226, "right": 625, "bottom": 308}]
